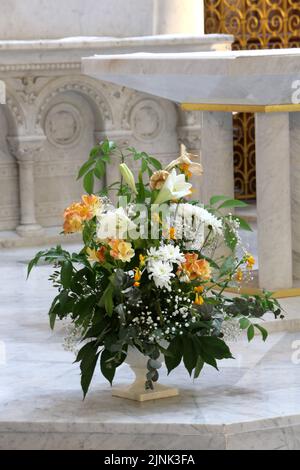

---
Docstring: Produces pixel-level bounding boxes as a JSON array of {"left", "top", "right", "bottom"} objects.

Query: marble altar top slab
[
  {"left": 82, "top": 49, "right": 300, "bottom": 105},
  {"left": 0, "top": 34, "right": 233, "bottom": 69},
  {"left": 1, "top": 246, "right": 300, "bottom": 449}
]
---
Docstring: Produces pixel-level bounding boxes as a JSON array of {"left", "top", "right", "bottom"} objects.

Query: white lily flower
[
  {"left": 96, "top": 207, "right": 136, "bottom": 240},
  {"left": 154, "top": 169, "right": 192, "bottom": 205},
  {"left": 165, "top": 148, "right": 203, "bottom": 176}
]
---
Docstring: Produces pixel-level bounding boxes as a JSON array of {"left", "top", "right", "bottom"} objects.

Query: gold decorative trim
[{"left": 181, "top": 103, "right": 300, "bottom": 114}]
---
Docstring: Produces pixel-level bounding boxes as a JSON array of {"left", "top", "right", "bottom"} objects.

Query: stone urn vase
[{"left": 112, "top": 347, "right": 179, "bottom": 402}]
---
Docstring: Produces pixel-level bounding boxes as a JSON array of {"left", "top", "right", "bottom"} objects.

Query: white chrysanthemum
[
  {"left": 147, "top": 246, "right": 161, "bottom": 260},
  {"left": 147, "top": 260, "right": 175, "bottom": 291},
  {"left": 176, "top": 203, "right": 223, "bottom": 235},
  {"left": 96, "top": 207, "right": 136, "bottom": 240},
  {"left": 157, "top": 244, "right": 185, "bottom": 265}
]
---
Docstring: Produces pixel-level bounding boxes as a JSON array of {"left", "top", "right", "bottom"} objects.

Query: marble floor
[{"left": 0, "top": 245, "right": 300, "bottom": 450}]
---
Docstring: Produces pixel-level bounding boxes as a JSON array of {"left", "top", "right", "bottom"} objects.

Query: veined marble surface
[
  {"left": 82, "top": 49, "right": 300, "bottom": 105},
  {"left": 0, "top": 246, "right": 300, "bottom": 450}
]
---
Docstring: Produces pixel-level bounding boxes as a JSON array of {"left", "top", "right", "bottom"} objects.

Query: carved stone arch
[
  {"left": 35, "top": 76, "right": 113, "bottom": 132},
  {"left": 3, "top": 88, "right": 27, "bottom": 136}
]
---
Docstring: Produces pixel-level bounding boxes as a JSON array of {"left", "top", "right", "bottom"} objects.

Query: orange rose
[{"left": 177, "top": 253, "right": 211, "bottom": 281}]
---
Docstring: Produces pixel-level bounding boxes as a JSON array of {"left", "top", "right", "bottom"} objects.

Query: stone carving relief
[
  {"left": 36, "top": 78, "right": 113, "bottom": 131},
  {"left": 129, "top": 99, "right": 164, "bottom": 142},
  {"left": 45, "top": 103, "right": 83, "bottom": 148}
]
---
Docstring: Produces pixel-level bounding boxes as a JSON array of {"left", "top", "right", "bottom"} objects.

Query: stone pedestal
[
  {"left": 8, "top": 136, "right": 46, "bottom": 237},
  {"left": 255, "top": 113, "right": 293, "bottom": 289}
]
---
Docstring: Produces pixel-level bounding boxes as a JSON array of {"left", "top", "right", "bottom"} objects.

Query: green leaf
[
  {"left": 198, "top": 336, "right": 233, "bottom": 360},
  {"left": 182, "top": 336, "right": 197, "bottom": 376},
  {"left": 209, "top": 195, "right": 229, "bottom": 206},
  {"left": 101, "top": 140, "right": 116, "bottom": 154},
  {"left": 27, "top": 250, "right": 46, "bottom": 277},
  {"left": 218, "top": 199, "right": 248, "bottom": 210},
  {"left": 194, "top": 356, "right": 204, "bottom": 379},
  {"left": 94, "top": 159, "right": 106, "bottom": 179},
  {"left": 77, "top": 158, "right": 95, "bottom": 180},
  {"left": 99, "top": 283, "right": 114, "bottom": 316},
  {"left": 61, "top": 260, "right": 73, "bottom": 289},
  {"left": 141, "top": 159, "right": 148, "bottom": 173},
  {"left": 76, "top": 340, "right": 99, "bottom": 399},
  {"left": 164, "top": 337, "right": 183, "bottom": 374},
  {"left": 83, "top": 170, "right": 94, "bottom": 194},
  {"left": 254, "top": 323, "right": 268, "bottom": 341},
  {"left": 247, "top": 324, "right": 255, "bottom": 341},
  {"left": 100, "top": 349, "right": 116, "bottom": 385},
  {"left": 239, "top": 317, "right": 251, "bottom": 329},
  {"left": 148, "top": 157, "right": 162, "bottom": 170},
  {"left": 81, "top": 351, "right": 99, "bottom": 399},
  {"left": 48, "top": 295, "right": 59, "bottom": 330}
]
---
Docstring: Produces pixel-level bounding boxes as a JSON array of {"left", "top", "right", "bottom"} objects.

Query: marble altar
[
  {"left": 0, "top": 34, "right": 232, "bottom": 237},
  {"left": 82, "top": 49, "right": 300, "bottom": 290}
]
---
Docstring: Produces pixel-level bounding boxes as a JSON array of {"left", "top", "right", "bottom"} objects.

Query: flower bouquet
[{"left": 28, "top": 140, "right": 282, "bottom": 400}]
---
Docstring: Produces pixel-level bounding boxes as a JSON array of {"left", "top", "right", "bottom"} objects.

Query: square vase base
[{"left": 112, "top": 383, "right": 179, "bottom": 402}]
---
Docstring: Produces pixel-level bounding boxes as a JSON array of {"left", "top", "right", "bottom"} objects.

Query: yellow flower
[
  {"left": 63, "top": 202, "right": 91, "bottom": 233},
  {"left": 169, "top": 227, "right": 176, "bottom": 240},
  {"left": 133, "top": 268, "right": 142, "bottom": 287},
  {"left": 245, "top": 253, "right": 255, "bottom": 270},
  {"left": 179, "top": 163, "right": 192, "bottom": 179},
  {"left": 139, "top": 254, "right": 146, "bottom": 267},
  {"left": 194, "top": 293, "right": 204, "bottom": 305},
  {"left": 109, "top": 239, "right": 135, "bottom": 263},
  {"left": 235, "top": 268, "right": 243, "bottom": 283},
  {"left": 194, "top": 286, "right": 204, "bottom": 294},
  {"left": 81, "top": 194, "right": 103, "bottom": 217},
  {"left": 86, "top": 246, "right": 106, "bottom": 264}
]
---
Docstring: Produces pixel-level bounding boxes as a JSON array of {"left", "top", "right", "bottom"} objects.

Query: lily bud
[{"left": 119, "top": 163, "right": 138, "bottom": 194}]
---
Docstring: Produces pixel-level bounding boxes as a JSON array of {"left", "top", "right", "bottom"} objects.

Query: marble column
[
  {"left": 201, "top": 111, "right": 234, "bottom": 205},
  {"left": 255, "top": 113, "right": 293, "bottom": 289},
  {"left": 177, "top": 109, "right": 202, "bottom": 201},
  {"left": 8, "top": 135, "right": 46, "bottom": 237},
  {"left": 290, "top": 112, "right": 300, "bottom": 280},
  {"left": 0, "top": 80, "right": 5, "bottom": 104},
  {"left": 153, "top": 0, "right": 204, "bottom": 35}
]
